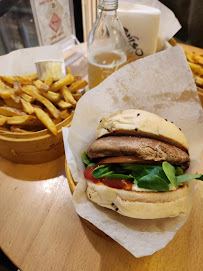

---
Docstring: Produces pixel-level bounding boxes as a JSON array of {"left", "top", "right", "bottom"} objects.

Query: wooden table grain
[{"left": 0, "top": 44, "right": 203, "bottom": 271}]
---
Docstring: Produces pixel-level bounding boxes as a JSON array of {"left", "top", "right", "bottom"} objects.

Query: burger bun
[{"left": 86, "top": 181, "right": 191, "bottom": 219}]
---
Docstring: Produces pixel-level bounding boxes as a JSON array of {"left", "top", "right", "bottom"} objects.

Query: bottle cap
[{"left": 98, "top": 0, "right": 118, "bottom": 10}]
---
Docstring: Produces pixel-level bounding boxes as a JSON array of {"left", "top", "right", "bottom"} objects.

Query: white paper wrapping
[
  {"left": 0, "top": 46, "right": 64, "bottom": 76},
  {"left": 63, "top": 46, "right": 203, "bottom": 257}
]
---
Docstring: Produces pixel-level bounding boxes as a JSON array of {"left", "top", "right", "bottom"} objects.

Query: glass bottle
[{"left": 87, "top": 0, "right": 128, "bottom": 89}]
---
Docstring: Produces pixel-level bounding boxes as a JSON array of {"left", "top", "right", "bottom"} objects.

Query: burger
[{"left": 82, "top": 110, "right": 202, "bottom": 219}]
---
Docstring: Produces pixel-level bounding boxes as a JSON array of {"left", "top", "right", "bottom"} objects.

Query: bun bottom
[{"left": 86, "top": 181, "right": 191, "bottom": 219}]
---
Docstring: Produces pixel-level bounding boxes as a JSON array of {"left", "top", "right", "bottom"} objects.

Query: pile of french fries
[
  {"left": 0, "top": 68, "right": 87, "bottom": 135},
  {"left": 185, "top": 50, "right": 203, "bottom": 88}
]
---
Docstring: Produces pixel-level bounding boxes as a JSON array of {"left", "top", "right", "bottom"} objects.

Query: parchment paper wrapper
[
  {"left": 0, "top": 46, "right": 64, "bottom": 76},
  {"left": 120, "top": 0, "right": 181, "bottom": 51},
  {"left": 63, "top": 46, "right": 203, "bottom": 257}
]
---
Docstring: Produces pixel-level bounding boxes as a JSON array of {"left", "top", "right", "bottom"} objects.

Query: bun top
[{"left": 96, "top": 109, "right": 189, "bottom": 152}]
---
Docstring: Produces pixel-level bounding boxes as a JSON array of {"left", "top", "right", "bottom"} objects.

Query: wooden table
[{"left": 0, "top": 44, "right": 203, "bottom": 271}]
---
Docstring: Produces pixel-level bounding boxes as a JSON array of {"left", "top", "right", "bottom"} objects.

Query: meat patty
[{"left": 87, "top": 136, "right": 190, "bottom": 168}]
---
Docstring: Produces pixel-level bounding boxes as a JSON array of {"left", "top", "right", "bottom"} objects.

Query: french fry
[
  {"left": 19, "top": 92, "right": 35, "bottom": 103},
  {"left": 1, "top": 76, "right": 33, "bottom": 85},
  {"left": 0, "top": 126, "right": 9, "bottom": 131},
  {"left": 185, "top": 51, "right": 203, "bottom": 65},
  {"left": 0, "top": 68, "right": 85, "bottom": 133},
  {"left": 60, "top": 109, "right": 70, "bottom": 119},
  {"left": 0, "top": 79, "right": 14, "bottom": 93},
  {"left": 0, "top": 78, "right": 7, "bottom": 88},
  {"left": 189, "top": 62, "right": 203, "bottom": 76},
  {"left": 11, "top": 94, "right": 21, "bottom": 103},
  {"left": 19, "top": 73, "right": 38, "bottom": 80},
  {"left": 0, "top": 116, "right": 7, "bottom": 126},
  {"left": 44, "top": 77, "right": 54, "bottom": 87},
  {"left": 13, "top": 80, "right": 22, "bottom": 94},
  {"left": 10, "top": 126, "right": 31, "bottom": 133},
  {"left": 195, "top": 76, "right": 203, "bottom": 87},
  {"left": 66, "top": 66, "right": 72, "bottom": 74},
  {"left": 50, "top": 74, "right": 74, "bottom": 92},
  {"left": 34, "top": 80, "right": 49, "bottom": 91},
  {"left": 185, "top": 50, "right": 203, "bottom": 90},
  {"left": 72, "top": 92, "right": 82, "bottom": 101},
  {"left": 15, "top": 77, "right": 33, "bottom": 85},
  {"left": 74, "top": 75, "right": 82, "bottom": 81},
  {"left": 22, "top": 85, "right": 60, "bottom": 118},
  {"left": 0, "top": 79, "right": 12, "bottom": 98},
  {"left": 193, "top": 54, "right": 203, "bottom": 65},
  {"left": 6, "top": 115, "right": 37, "bottom": 126},
  {"left": 68, "top": 80, "right": 88, "bottom": 93},
  {"left": 185, "top": 51, "right": 194, "bottom": 63},
  {"left": 61, "top": 86, "right": 76, "bottom": 105},
  {"left": 34, "top": 107, "right": 57, "bottom": 135},
  {"left": 0, "top": 89, "right": 11, "bottom": 99},
  {"left": 57, "top": 100, "right": 73, "bottom": 109},
  {"left": 40, "top": 90, "right": 60, "bottom": 102},
  {"left": 21, "top": 98, "right": 34, "bottom": 114},
  {"left": 0, "top": 106, "right": 26, "bottom": 117},
  {"left": 4, "top": 98, "right": 22, "bottom": 109}
]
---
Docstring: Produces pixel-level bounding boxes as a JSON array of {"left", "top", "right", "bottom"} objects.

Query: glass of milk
[{"left": 118, "top": 2, "right": 160, "bottom": 59}]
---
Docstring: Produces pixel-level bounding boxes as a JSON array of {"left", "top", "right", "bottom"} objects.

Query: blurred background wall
[{"left": 160, "top": 0, "right": 203, "bottom": 48}]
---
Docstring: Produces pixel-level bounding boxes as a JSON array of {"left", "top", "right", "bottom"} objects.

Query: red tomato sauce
[{"left": 84, "top": 165, "right": 133, "bottom": 190}]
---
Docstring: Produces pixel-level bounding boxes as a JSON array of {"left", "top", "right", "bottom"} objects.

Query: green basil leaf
[
  {"left": 138, "top": 174, "right": 169, "bottom": 191},
  {"left": 175, "top": 167, "right": 184, "bottom": 176},
  {"left": 88, "top": 163, "right": 96, "bottom": 167},
  {"left": 122, "top": 164, "right": 161, "bottom": 181},
  {"left": 162, "top": 161, "right": 178, "bottom": 188},
  {"left": 102, "top": 171, "right": 115, "bottom": 178},
  {"left": 107, "top": 174, "right": 134, "bottom": 179},
  {"left": 92, "top": 165, "right": 114, "bottom": 178},
  {"left": 92, "top": 165, "right": 106, "bottom": 177},
  {"left": 177, "top": 174, "right": 203, "bottom": 183},
  {"left": 82, "top": 151, "right": 90, "bottom": 166},
  {"left": 149, "top": 166, "right": 169, "bottom": 183},
  {"left": 122, "top": 164, "right": 158, "bottom": 172}
]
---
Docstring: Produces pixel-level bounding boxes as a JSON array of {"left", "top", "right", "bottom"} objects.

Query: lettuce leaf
[
  {"left": 92, "top": 165, "right": 114, "bottom": 178},
  {"left": 82, "top": 151, "right": 90, "bottom": 166},
  {"left": 177, "top": 174, "right": 203, "bottom": 183},
  {"left": 162, "top": 161, "right": 178, "bottom": 188},
  {"left": 107, "top": 173, "right": 134, "bottom": 179},
  {"left": 82, "top": 152, "right": 203, "bottom": 191},
  {"left": 121, "top": 164, "right": 160, "bottom": 181},
  {"left": 138, "top": 174, "right": 170, "bottom": 191}
]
